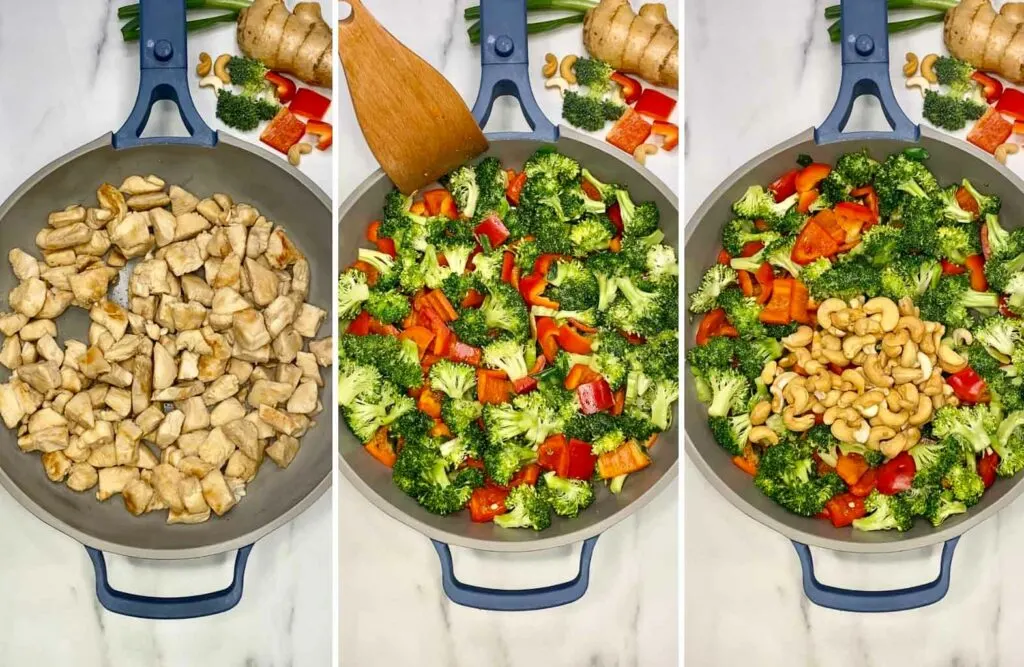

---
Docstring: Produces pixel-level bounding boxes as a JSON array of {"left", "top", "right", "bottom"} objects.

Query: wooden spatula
[{"left": 338, "top": 0, "right": 489, "bottom": 194}]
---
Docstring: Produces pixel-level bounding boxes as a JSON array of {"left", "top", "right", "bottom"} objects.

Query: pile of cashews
[{"left": 748, "top": 295, "right": 971, "bottom": 460}]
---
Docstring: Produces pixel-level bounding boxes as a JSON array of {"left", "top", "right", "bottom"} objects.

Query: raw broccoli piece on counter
[
  {"left": 933, "top": 55, "right": 976, "bottom": 95},
  {"left": 215, "top": 89, "right": 279, "bottom": 132},
  {"left": 922, "top": 89, "right": 986, "bottom": 131}
]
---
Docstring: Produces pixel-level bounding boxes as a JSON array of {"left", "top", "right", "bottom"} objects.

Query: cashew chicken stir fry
[{"left": 0, "top": 176, "right": 331, "bottom": 523}]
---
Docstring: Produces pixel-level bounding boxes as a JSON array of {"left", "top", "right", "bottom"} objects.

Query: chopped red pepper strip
[
  {"left": 650, "top": 120, "right": 678, "bottom": 150},
  {"left": 768, "top": 169, "right": 799, "bottom": 203},
  {"left": 288, "top": 87, "right": 331, "bottom": 120},
  {"left": 948, "top": 367, "right": 988, "bottom": 404},
  {"left": 971, "top": 71, "right": 1004, "bottom": 104},
  {"left": 979, "top": 451, "right": 999, "bottom": 488},
  {"left": 519, "top": 273, "right": 559, "bottom": 309},
  {"left": 537, "top": 434, "right": 570, "bottom": 478},
  {"left": 265, "top": 72, "right": 297, "bottom": 104},
  {"left": 475, "top": 215, "right": 510, "bottom": 248},
  {"left": 566, "top": 439, "right": 599, "bottom": 480},
  {"left": 557, "top": 324, "right": 593, "bottom": 354},
  {"left": 876, "top": 452, "right": 916, "bottom": 495},
  {"left": 997, "top": 88, "right": 1024, "bottom": 120},
  {"left": 306, "top": 119, "right": 333, "bottom": 150},
  {"left": 610, "top": 72, "right": 642, "bottom": 105},
  {"left": 633, "top": 88, "right": 676, "bottom": 121}
]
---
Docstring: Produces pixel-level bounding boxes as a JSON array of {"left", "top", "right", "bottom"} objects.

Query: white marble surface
[
  {"left": 0, "top": 2, "right": 332, "bottom": 666},
  {"left": 337, "top": 2, "right": 679, "bottom": 666},
  {"left": 686, "top": 2, "right": 1024, "bottom": 665}
]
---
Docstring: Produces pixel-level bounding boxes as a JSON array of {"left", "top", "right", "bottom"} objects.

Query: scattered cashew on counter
[
  {"left": 753, "top": 296, "right": 963, "bottom": 461},
  {"left": 0, "top": 177, "right": 331, "bottom": 523}
]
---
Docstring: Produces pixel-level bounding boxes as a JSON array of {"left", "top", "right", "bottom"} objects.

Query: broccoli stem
[
  {"left": 464, "top": 0, "right": 597, "bottom": 20},
  {"left": 823, "top": 0, "right": 957, "bottom": 20},
  {"left": 468, "top": 14, "right": 586, "bottom": 44},
  {"left": 121, "top": 11, "right": 240, "bottom": 41},
  {"left": 827, "top": 11, "right": 946, "bottom": 43},
  {"left": 117, "top": 0, "right": 251, "bottom": 18}
]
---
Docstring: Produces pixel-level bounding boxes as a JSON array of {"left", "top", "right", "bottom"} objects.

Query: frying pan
[
  {"left": 0, "top": 0, "right": 332, "bottom": 618},
  {"left": 686, "top": 0, "right": 1024, "bottom": 612},
  {"left": 337, "top": 0, "right": 678, "bottom": 611}
]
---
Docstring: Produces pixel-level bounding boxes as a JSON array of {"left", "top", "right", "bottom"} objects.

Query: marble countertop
[
  {"left": 337, "top": 2, "right": 678, "bottom": 666},
  {"left": 686, "top": 2, "right": 1024, "bottom": 665},
  {"left": 0, "top": 2, "right": 332, "bottom": 666}
]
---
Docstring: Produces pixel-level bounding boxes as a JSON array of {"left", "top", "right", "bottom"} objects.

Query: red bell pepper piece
[
  {"left": 536, "top": 317, "right": 560, "bottom": 362},
  {"left": 265, "top": 71, "right": 297, "bottom": 104},
  {"left": 511, "top": 376, "right": 538, "bottom": 394},
  {"left": 835, "top": 453, "right": 870, "bottom": 486},
  {"left": 768, "top": 169, "right": 799, "bottom": 203},
  {"left": 965, "top": 254, "right": 988, "bottom": 291},
  {"left": 259, "top": 108, "right": 307, "bottom": 155},
  {"left": 849, "top": 468, "right": 877, "bottom": 497},
  {"left": 956, "top": 186, "right": 981, "bottom": 219},
  {"left": 947, "top": 366, "right": 988, "bottom": 404},
  {"left": 468, "top": 486, "right": 509, "bottom": 522},
  {"left": 305, "top": 119, "right": 332, "bottom": 150},
  {"left": 737, "top": 270, "right": 754, "bottom": 297},
  {"left": 968, "top": 106, "right": 1013, "bottom": 154},
  {"left": 533, "top": 253, "right": 565, "bottom": 278},
  {"left": 796, "top": 189, "right": 819, "bottom": 214},
  {"left": 791, "top": 220, "right": 839, "bottom": 264},
  {"left": 519, "top": 273, "right": 558, "bottom": 308},
  {"left": 825, "top": 493, "right": 867, "bottom": 528},
  {"left": 566, "top": 439, "right": 599, "bottom": 480},
  {"left": 607, "top": 203, "right": 623, "bottom": 234},
  {"left": 695, "top": 308, "right": 732, "bottom": 345},
  {"left": 577, "top": 378, "right": 614, "bottom": 414},
  {"left": 506, "top": 171, "right": 527, "bottom": 205},
  {"left": 346, "top": 310, "right": 372, "bottom": 335},
  {"left": 581, "top": 179, "right": 603, "bottom": 201},
  {"left": 633, "top": 88, "right": 676, "bottom": 121},
  {"left": 754, "top": 262, "right": 774, "bottom": 304},
  {"left": 997, "top": 88, "right": 1024, "bottom": 120},
  {"left": 650, "top": 120, "right": 678, "bottom": 150},
  {"left": 876, "top": 452, "right": 916, "bottom": 495},
  {"left": 795, "top": 163, "right": 831, "bottom": 193},
  {"left": 509, "top": 463, "right": 541, "bottom": 487},
  {"left": 375, "top": 237, "right": 396, "bottom": 257},
  {"left": 423, "top": 189, "right": 453, "bottom": 217},
  {"left": 288, "top": 87, "right": 331, "bottom": 120},
  {"left": 475, "top": 214, "right": 510, "bottom": 248},
  {"left": 605, "top": 108, "right": 652, "bottom": 154},
  {"left": 557, "top": 324, "right": 593, "bottom": 354},
  {"left": 537, "top": 434, "right": 570, "bottom": 478},
  {"left": 610, "top": 71, "right": 642, "bottom": 105},
  {"left": 448, "top": 340, "right": 481, "bottom": 366},
  {"left": 979, "top": 451, "right": 1000, "bottom": 488},
  {"left": 941, "top": 259, "right": 966, "bottom": 275},
  {"left": 972, "top": 71, "right": 1004, "bottom": 104},
  {"left": 850, "top": 185, "right": 880, "bottom": 222}
]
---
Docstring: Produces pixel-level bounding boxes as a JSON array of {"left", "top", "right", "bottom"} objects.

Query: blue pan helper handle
[
  {"left": 471, "top": 0, "right": 558, "bottom": 142},
  {"left": 113, "top": 0, "right": 216, "bottom": 148},
  {"left": 87, "top": 546, "right": 254, "bottom": 619},
  {"left": 815, "top": 0, "right": 919, "bottom": 144},
  {"left": 432, "top": 538, "right": 598, "bottom": 611},
  {"left": 793, "top": 539, "right": 959, "bottom": 612}
]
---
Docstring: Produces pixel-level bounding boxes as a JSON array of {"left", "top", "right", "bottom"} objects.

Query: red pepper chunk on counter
[
  {"left": 289, "top": 87, "right": 331, "bottom": 120},
  {"left": 260, "top": 108, "right": 307, "bottom": 154}
]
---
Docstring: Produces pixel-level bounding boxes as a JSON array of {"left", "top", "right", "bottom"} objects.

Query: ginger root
[
  {"left": 236, "top": 0, "right": 332, "bottom": 88},
  {"left": 583, "top": 0, "right": 678, "bottom": 88},
  {"left": 945, "top": 0, "right": 1024, "bottom": 83}
]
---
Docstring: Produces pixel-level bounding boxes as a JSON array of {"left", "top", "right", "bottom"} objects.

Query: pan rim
[
  {"left": 0, "top": 132, "right": 333, "bottom": 560},
  {"left": 336, "top": 127, "right": 681, "bottom": 552},
  {"left": 684, "top": 125, "right": 1024, "bottom": 553}
]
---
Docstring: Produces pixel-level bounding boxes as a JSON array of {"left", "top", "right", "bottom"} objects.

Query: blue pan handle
[
  {"left": 112, "top": 0, "right": 216, "bottom": 149},
  {"left": 471, "top": 0, "right": 558, "bottom": 142},
  {"left": 792, "top": 537, "right": 959, "bottom": 612},
  {"left": 86, "top": 545, "right": 253, "bottom": 619},
  {"left": 431, "top": 536, "right": 598, "bottom": 611},
  {"left": 815, "top": 0, "right": 918, "bottom": 144}
]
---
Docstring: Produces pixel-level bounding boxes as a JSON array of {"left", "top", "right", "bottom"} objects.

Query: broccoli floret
[
  {"left": 985, "top": 242, "right": 1024, "bottom": 292},
  {"left": 800, "top": 257, "right": 832, "bottom": 284},
  {"left": 494, "top": 484, "right": 552, "bottom": 530},
  {"left": 984, "top": 213, "right": 1015, "bottom": 259},
  {"left": 614, "top": 190, "right": 660, "bottom": 239},
  {"left": 392, "top": 439, "right": 474, "bottom": 515},
  {"left": 540, "top": 472, "right": 595, "bottom": 518},
  {"left": 225, "top": 56, "right": 269, "bottom": 93},
  {"left": 479, "top": 282, "right": 530, "bottom": 341},
  {"left": 709, "top": 413, "right": 752, "bottom": 456},
  {"left": 731, "top": 185, "right": 798, "bottom": 222},
  {"left": 428, "top": 360, "right": 477, "bottom": 399},
  {"left": 482, "top": 440, "right": 538, "bottom": 486},
  {"left": 772, "top": 208, "right": 810, "bottom": 237},
  {"left": 922, "top": 89, "right": 986, "bottom": 131},
  {"left": 754, "top": 440, "right": 846, "bottom": 517},
  {"left": 523, "top": 149, "right": 581, "bottom": 186},
  {"left": 687, "top": 264, "right": 737, "bottom": 314},
  {"left": 450, "top": 307, "right": 491, "bottom": 347},
  {"left": 919, "top": 274, "right": 999, "bottom": 330},
  {"left": 581, "top": 168, "right": 621, "bottom": 205},
  {"left": 474, "top": 157, "right": 510, "bottom": 220},
  {"left": 608, "top": 275, "right": 673, "bottom": 336},
  {"left": 569, "top": 215, "right": 615, "bottom": 255},
  {"left": 805, "top": 423, "right": 841, "bottom": 467},
  {"left": 337, "top": 361, "right": 382, "bottom": 408},
  {"left": 215, "top": 89, "right": 279, "bottom": 132},
  {"left": 590, "top": 429, "right": 626, "bottom": 456},
  {"left": 363, "top": 289, "right": 410, "bottom": 325},
  {"left": 706, "top": 367, "right": 749, "bottom": 418},
  {"left": 716, "top": 289, "right": 765, "bottom": 338},
  {"left": 924, "top": 489, "right": 968, "bottom": 527},
  {"left": 483, "top": 392, "right": 564, "bottom": 447},
  {"left": 960, "top": 179, "right": 1000, "bottom": 217},
  {"left": 573, "top": 57, "right": 614, "bottom": 93},
  {"left": 975, "top": 315, "right": 1022, "bottom": 360},
  {"left": 931, "top": 404, "right": 999, "bottom": 455},
  {"left": 805, "top": 257, "right": 881, "bottom": 301},
  {"left": 897, "top": 196, "right": 941, "bottom": 254},
  {"left": 438, "top": 429, "right": 484, "bottom": 470},
  {"left": 993, "top": 409, "right": 1024, "bottom": 477},
  {"left": 845, "top": 224, "right": 904, "bottom": 267},
  {"left": 764, "top": 237, "right": 802, "bottom": 277},
  {"left": 390, "top": 409, "right": 434, "bottom": 446},
  {"left": 343, "top": 383, "right": 414, "bottom": 443},
  {"left": 945, "top": 464, "right": 986, "bottom": 506},
  {"left": 819, "top": 170, "right": 853, "bottom": 206},
  {"left": 852, "top": 490, "right": 913, "bottom": 532},
  {"left": 561, "top": 185, "right": 607, "bottom": 222},
  {"left": 482, "top": 339, "right": 529, "bottom": 381},
  {"left": 874, "top": 152, "right": 941, "bottom": 216},
  {"left": 733, "top": 337, "right": 783, "bottom": 384},
  {"left": 440, "top": 397, "right": 483, "bottom": 434},
  {"left": 357, "top": 248, "right": 400, "bottom": 289},
  {"left": 686, "top": 337, "right": 735, "bottom": 376},
  {"left": 933, "top": 55, "right": 976, "bottom": 95},
  {"left": 441, "top": 164, "right": 479, "bottom": 219},
  {"left": 909, "top": 438, "right": 962, "bottom": 486},
  {"left": 833, "top": 149, "right": 880, "bottom": 187},
  {"left": 337, "top": 269, "right": 370, "bottom": 320},
  {"left": 837, "top": 441, "right": 884, "bottom": 468},
  {"left": 721, "top": 219, "right": 781, "bottom": 257},
  {"left": 935, "top": 225, "right": 979, "bottom": 266},
  {"left": 340, "top": 333, "right": 423, "bottom": 390},
  {"left": 937, "top": 185, "right": 976, "bottom": 223},
  {"left": 880, "top": 255, "right": 941, "bottom": 301},
  {"left": 546, "top": 260, "right": 600, "bottom": 311}
]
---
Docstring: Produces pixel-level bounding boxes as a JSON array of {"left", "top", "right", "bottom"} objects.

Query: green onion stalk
[
  {"left": 824, "top": 0, "right": 958, "bottom": 43},
  {"left": 118, "top": 0, "right": 252, "bottom": 41}
]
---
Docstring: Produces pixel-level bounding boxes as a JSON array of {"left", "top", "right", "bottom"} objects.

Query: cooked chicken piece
[
  {"left": 168, "top": 185, "right": 198, "bottom": 217},
  {"left": 211, "top": 287, "right": 250, "bottom": 315},
  {"left": 33, "top": 334, "right": 62, "bottom": 366},
  {"left": 175, "top": 329, "right": 213, "bottom": 356},
  {"left": 145, "top": 207, "right": 174, "bottom": 247},
  {"left": 105, "top": 247, "right": 128, "bottom": 268},
  {"left": 10, "top": 278, "right": 47, "bottom": 318},
  {"left": 196, "top": 198, "right": 224, "bottom": 224},
  {"left": 60, "top": 339, "right": 87, "bottom": 371},
  {"left": 9, "top": 249, "right": 40, "bottom": 281},
  {"left": 246, "top": 217, "right": 272, "bottom": 258},
  {"left": 134, "top": 444, "right": 159, "bottom": 470},
  {"left": 121, "top": 478, "right": 155, "bottom": 516},
  {"left": 211, "top": 252, "right": 242, "bottom": 290},
  {"left": 131, "top": 352, "right": 153, "bottom": 416},
  {"left": 85, "top": 384, "right": 108, "bottom": 408},
  {"left": 0, "top": 312, "right": 28, "bottom": 336},
  {"left": 249, "top": 366, "right": 272, "bottom": 383},
  {"left": 292, "top": 303, "right": 326, "bottom": 338},
  {"left": 43, "top": 249, "right": 75, "bottom": 267},
  {"left": 0, "top": 335, "right": 21, "bottom": 370},
  {"left": 64, "top": 391, "right": 95, "bottom": 429},
  {"left": 114, "top": 420, "right": 142, "bottom": 465},
  {"left": 266, "top": 434, "right": 300, "bottom": 468},
  {"left": 36, "top": 289, "right": 74, "bottom": 319},
  {"left": 28, "top": 408, "right": 66, "bottom": 434},
  {"left": 176, "top": 350, "right": 199, "bottom": 381},
  {"left": 81, "top": 421, "right": 114, "bottom": 449},
  {"left": 227, "top": 204, "right": 259, "bottom": 227},
  {"left": 206, "top": 228, "right": 232, "bottom": 258},
  {"left": 48, "top": 205, "right": 87, "bottom": 228},
  {"left": 247, "top": 380, "right": 292, "bottom": 407},
  {"left": 99, "top": 363, "right": 133, "bottom": 389},
  {"left": 178, "top": 396, "right": 209, "bottom": 433},
  {"left": 0, "top": 382, "right": 26, "bottom": 428},
  {"left": 18, "top": 425, "right": 69, "bottom": 453},
  {"left": 17, "top": 361, "right": 61, "bottom": 393},
  {"left": 104, "top": 387, "right": 132, "bottom": 418},
  {"left": 196, "top": 426, "right": 233, "bottom": 469},
  {"left": 164, "top": 239, "right": 203, "bottom": 277},
  {"left": 266, "top": 228, "right": 302, "bottom": 269},
  {"left": 245, "top": 258, "right": 280, "bottom": 307},
  {"left": 134, "top": 404, "right": 164, "bottom": 437},
  {"left": 202, "top": 374, "right": 239, "bottom": 406},
  {"left": 39, "top": 265, "right": 77, "bottom": 292},
  {"left": 272, "top": 328, "right": 303, "bottom": 365},
  {"left": 63, "top": 435, "right": 90, "bottom": 462},
  {"left": 169, "top": 476, "right": 205, "bottom": 517},
  {"left": 85, "top": 205, "right": 113, "bottom": 231},
  {"left": 65, "top": 462, "right": 99, "bottom": 492},
  {"left": 119, "top": 175, "right": 164, "bottom": 195},
  {"left": 291, "top": 258, "right": 310, "bottom": 300},
  {"left": 12, "top": 378, "right": 44, "bottom": 415},
  {"left": 200, "top": 468, "right": 237, "bottom": 516},
  {"left": 60, "top": 368, "right": 83, "bottom": 394},
  {"left": 226, "top": 224, "right": 247, "bottom": 258},
  {"left": 286, "top": 381, "right": 318, "bottom": 415},
  {"left": 170, "top": 301, "right": 207, "bottom": 331},
  {"left": 210, "top": 397, "right": 246, "bottom": 427},
  {"left": 195, "top": 354, "right": 227, "bottom": 383},
  {"left": 181, "top": 275, "right": 214, "bottom": 306},
  {"left": 36, "top": 222, "right": 92, "bottom": 250},
  {"left": 87, "top": 442, "right": 117, "bottom": 468},
  {"left": 258, "top": 405, "right": 300, "bottom": 436},
  {"left": 104, "top": 334, "right": 141, "bottom": 363},
  {"left": 223, "top": 450, "right": 257, "bottom": 483},
  {"left": 19, "top": 319, "right": 56, "bottom": 343},
  {"left": 20, "top": 341, "right": 37, "bottom": 365},
  {"left": 74, "top": 230, "right": 111, "bottom": 257},
  {"left": 68, "top": 268, "right": 113, "bottom": 305},
  {"left": 263, "top": 294, "right": 298, "bottom": 339},
  {"left": 108, "top": 211, "right": 152, "bottom": 255},
  {"left": 174, "top": 212, "right": 211, "bottom": 242},
  {"left": 126, "top": 192, "right": 170, "bottom": 211},
  {"left": 276, "top": 363, "right": 303, "bottom": 389},
  {"left": 232, "top": 309, "right": 271, "bottom": 350},
  {"left": 151, "top": 381, "right": 204, "bottom": 402},
  {"left": 226, "top": 359, "right": 254, "bottom": 384},
  {"left": 152, "top": 342, "right": 177, "bottom": 390},
  {"left": 308, "top": 338, "right": 332, "bottom": 367},
  {"left": 41, "top": 450, "right": 73, "bottom": 482},
  {"left": 96, "top": 466, "right": 140, "bottom": 501},
  {"left": 88, "top": 322, "right": 113, "bottom": 350},
  {"left": 151, "top": 463, "right": 185, "bottom": 511}
]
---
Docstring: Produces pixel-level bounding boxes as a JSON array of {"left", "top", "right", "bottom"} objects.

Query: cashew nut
[
  {"left": 782, "top": 407, "right": 815, "bottom": 432},
  {"left": 905, "top": 75, "right": 932, "bottom": 97},
  {"left": 937, "top": 343, "right": 968, "bottom": 373},
  {"left": 823, "top": 406, "right": 841, "bottom": 425},
  {"left": 881, "top": 432, "right": 909, "bottom": 459},
  {"left": 900, "top": 339, "right": 918, "bottom": 368},
  {"left": 821, "top": 333, "right": 842, "bottom": 351},
  {"left": 853, "top": 421, "right": 870, "bottom": 444},
  {"left": 841, "top": 368, "right": 866, "bottom": 393},
  {"left": 854, "top": 390, "right": 885, "bottom": 411},
  {"left": 878, "top": 403, "right": 909, "bottom": 428},
  {"left": 863, "top": 354, "right": 893, "bottom": 388},
  {"left": 545, "top": 76, "right": 570, "bottom": 95},
  {"left": 785, "top": 381, "right": 812, "bottom": 415},
  {"left": 951, "top": 328, "right": 973, "bottom": 346},
  {"left": 831, "top": 420, "right": 859, "bottom": 443},
  {"left": 995, "top": 143, "right": 1019, "bottom": 165},
  {"left": 287, "top": 142, "right": 313, "bottom": 166},
  {"left": 904, "top": 427, "right": 922, "bottom": 448},
  {"left": 892, "top": 366, "right": 922, "bottom": 385},
  {"left": 816, "top": 299, "right": 846, "bottom": 330},
  {"left": 897, "top": 316, "right": 925, "bottom": 343},
  {"left": 560, "top": 54, "right": 578, "bottom": 84},
  {"left": 821, "top": 349, "right": 850, "bottom": 367},
  {"left": 750, "top": 401, "right": 772, "bottom": 425},
  {"left": 908, "top": 394, "right": 933, "bottom": 426},
  {"left": 749, "top": 426, "right": 779, "bottom": 445},
  {"left": 196, "top": 52, "right": 212, "bottom": 77},
  {"left": 868, "top": 425, "right": 897, "bottom": 448},
  {"left": 922, "top": 373, "right": 944, "bottom": 396},
  {"left": 804, "top": 359, "right": 825, "bottom": 376},
  {"left": 932, "top": 394, "right": 946, "bottom": 410},
  {"left": 864, "top": 297, "right": 899, "bottom": 332},
  {"left": 633, "top": 143, "right": 658, "bottom": 165},
  {"left": 782, "top": 326, "right": 813, "bottom": 349},
  {"left": 198, "top": 74, "right": 224, "bottom": 92},
  {"left": 921, "top": 54, "right": 939, "bottom": 83},
  {"left": 917, "top": 351, "right": 933, "bottom": 381},
  {"left": 903, "top": 52, "right": 919, "bottom": 77},
  {"left": 822, "top": 389, "right": 841, "bottom": 408},
  {"left": 842, "top": 334, "right": 874, "bottom": 359},
  {"left": 898, "top": 383, "right": 919, "bottom": 410},
  {"left": 541, "top": 53, "right": 558, "bottom": 78},
  {"left": 213, "top": 54, "right": 231, "bottom": 84},
  {"left": 760, "top": 361, "right": 777, "bottom": 386}
]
